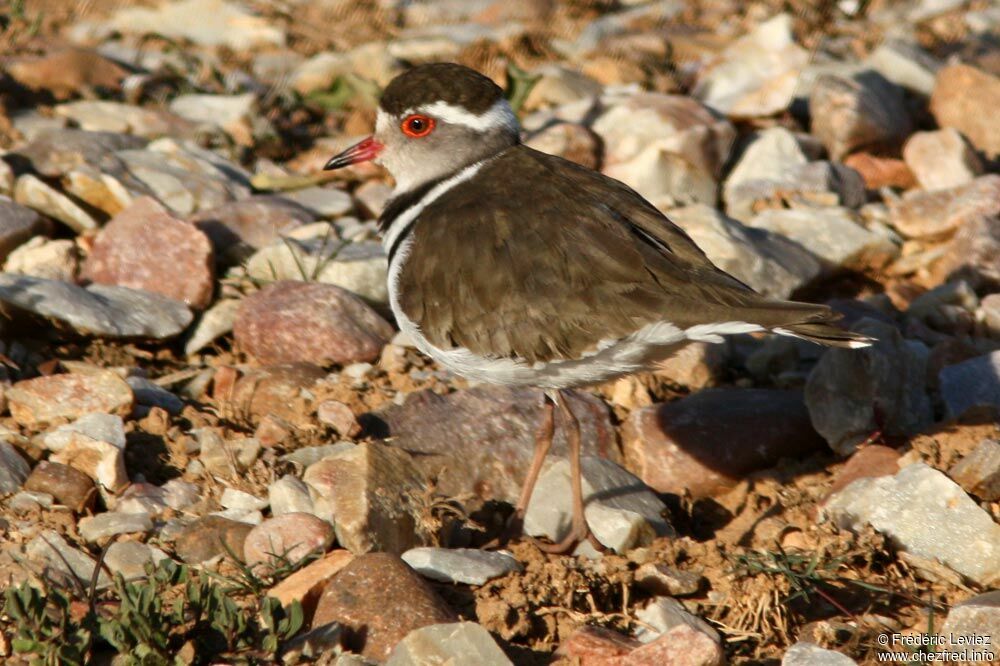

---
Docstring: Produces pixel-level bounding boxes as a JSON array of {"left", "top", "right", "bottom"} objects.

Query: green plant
[{"left": 3, "top": 583, "right": 92, "bottom": 666}]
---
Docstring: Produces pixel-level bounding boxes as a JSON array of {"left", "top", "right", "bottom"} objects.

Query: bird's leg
[{"left": 532, "top": 389, "right": 590, "bottom": 554}]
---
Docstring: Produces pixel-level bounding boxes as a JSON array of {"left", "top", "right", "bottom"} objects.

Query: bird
[{"left": 324, "top": 62, "right": 871, "bottom": 553}]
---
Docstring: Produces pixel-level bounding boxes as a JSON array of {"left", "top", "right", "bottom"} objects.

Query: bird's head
[{"left": 324, "top": 63, "right": 520, "bottom": 194}]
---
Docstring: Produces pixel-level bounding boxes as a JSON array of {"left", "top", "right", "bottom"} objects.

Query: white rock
[
  {"left": 220, "top": 487, "right": 268, "bottom": 511},
  {"left": 386, "top": 622, "right": 513, "bottom": 666},
  {"left": 185, "top": 298, "right": 241, "bottom": 355},
  {"left": 279, "top": 187, "right": 353, "bottom": 219},
  {"left": 634, "top": 597, "right": 720, "bottom": 644},
  {"left": 903, "top": 129, "right": 983, "bottom": 191},
  {"left": 25, "top": 530, "right": 111, "bottom": 588},
  {"left": 401, "top": 547, "right": 521, "bottom": 585},
  {"left": 78, "top": 511, "right": 153, "bottom": 542},
  {"left": 782, "top": 642, "right": 857, "bottom": 666},
  {"left": 106, "top": 0, "right": 285, "bottom": 50},
  {"left": 4, "top": 237, "right": 78, "bottom": 282},
  {"left": 692, "top": 14, "right": 810, "bottom": 117},
  {"left": 245, "top": 240, "right": 387, "bottom": 304},
  {"left": 46, "top": 413, "right": 128, "bottom": 493},
  {"left": 866, "top": 40, "right": 940, "bottom": 96},
  {"left": 43, "top": 413, "right": 126, "bottom": 453},
  {"left": 269, "top": 474, "right": 314, "bottom": 515},
  {"left": 724, "top": 127, "right": 809, "bottom": 194},
  {"left": 524, "top": 456, "right": 673, "bottom": 553},
  {"left": 14, "top": 175, "right": 98, "bottom": 233},
  {"left": 939, "top": 591, "right": 1000, "bottom": 652},
  {"left": 822, "top": 463, "right": 1000, "bottom": 585},
  {"left": 104, "top": 541, "right": 169, "bottom": 580}
]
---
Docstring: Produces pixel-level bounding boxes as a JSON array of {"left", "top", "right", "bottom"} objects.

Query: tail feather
[{"left": 741, "top": 300, "right": 875, "bottom": 349}]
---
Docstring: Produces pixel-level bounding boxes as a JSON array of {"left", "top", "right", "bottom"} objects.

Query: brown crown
[{"left": 379, "top": 63, "right": 504, "bottom": 116}]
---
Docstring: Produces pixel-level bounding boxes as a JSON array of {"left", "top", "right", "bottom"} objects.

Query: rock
[
  {"left": 0, "top": 198, "right": 48, "bottom": 263},
  {"left": 12, "top": 129, "right": 146, "bottom": 178},
  {"left": 198, "top": 431, "right": 261, "bottom": 477},
  {"left": 83, "top": 197, "right": 214, "bottom": 309},
  {"left": 106, "top": 0, "right": 285, "bottom": 50},
  {"left": 622, "top": 388, "right": 826, "bottom": 497},
  {"left": 723, "top": 127, "right": 807, "bottom": 210},
  {"left": 220, "top": 488, "right": 268, "bottom": 512},
  {"left": 593, "top": 94, "right": 734, "bottom": 208},
  {"left": 13, "top": 175, "right": 99, "bottom": 233},
  {"left": 268, "top": 549, "right": 354, "bottom": 619},
  {"left": 747, "top": 207, "right": 896, "bottom": 271},
  {"left": 169, "top": 93, "right": 258, "bottom": 145},
  {"left": 372, "top": 386, "right": 616, "bottom": 502},
  {"left": 843, "top": 153, "right": 916, "bottom": 190},
  {"left": 5, "top": 47, "right": 127, "bottom": 98},
  {"left": 809, "top": 71, "right": 909, "bottom": 159},
  {"left": 0, "top": 273, "right": 192, "bottom": 339},
  {"left": 629, "top": 623, "right": 725, "bottom": 665},
  {"left": 668, "top": 205, "right": 821, "bottom": 298},
  {"left": 524, "top": 122, "right": 601, "bottom": 170},
  {"left": 930, "top": 64, "right": 1000, "bottom": 158},
  {"left": 22, "top": 461, "right": 95, "bottom": 512},
  {"left": 654, "top": 341, "right": 726, "bottom": 390},
  {"left": 25, "top": 530, "right": 110, "bottom": 589},
  {"left": 127, "top": 376, "right": 184, "bottom": 414},
  {"left": 303, "top": 442, "right": 428, "bottom": 555},
  {"left": 939, "top": 591, "right": 1000, "bottom": 652},
  {"left": 47, "top": 415, "right": 129, "bottom": 493},
  {"left": 939, "top": 351, "right": 1000, "bottom": 418},
  {"left": 935, "top": 213, "right": 1000, "bottom": 289},
  {"left": 822, "top": 463, "right": 1000, "bottom": 586},
  {"left": 279, "top": 186, "right": 353, "bottom": 219},
  {"left": 54, "top": 101, "right": 193, "bottom": 138},
  {"left": 78, "top": 512, "right": 153, "bottom": 542},
  {"left": 524, "top": 65, "right": 602, "bottom": 110},
  {"left": 311, "top": 553, "right": 457, "bottom": 661},
  {"left": 316, "top": 400, "right": 360, "bottom": 437},
  {"left": 693, "top": 14, "right": 809, "bottom": 117},
  {"left": 173, "top": 515, "right": 254, "bottom": 564},
  {"left": 634, "top": 563, "right": 702, "bottom": 597},
  {"left": 184, "top": 299, "right": 241, "bottom": 355},
  {"left": 903, "top": 129, "right": 983, "bottom": 191},
  {"left": 558, "top": 625, "right": 639, "bottom": 662},
  {"left": 386, "top": 622, "right": 512, "bottom": 666},
  {"left": 190, "top": 196, "right": 314, "bottom": 264},
  {"left": 223, "top": 362, "right": 325, "bottom": 425},
  {"left": 234, "top": 281, "right": 392, "bottom": 366},
  {"left": 243, "top": 513, "right": 334, "bottom": 571},
  {"left": 401, "top": 548, "right": 521, "bottom": 585},
  {"left": 805, "top": 319, "right": 932, "bottom": 455},
  {"left": 783, "top": 642, "right": 857, "bottom": 666},
  {"left": 7, "top": 491, "right": 54, "bottom": 513},
  {"left": 281, "top": 443, "right": 355, "bottom": 469},
  {"left": 104, "top": 541, "right": 168, "bottom": 580},
  {"left": 524, "top": 457, "right": 673, "bottom": 553},
  {"left": 826, "top": 445, "right": 901, "bottom": 499},
  {"left": 7, "top": 372, "right": 133, "bottom": 427},
  {"left": 245, "top": 239, "right": 388, "bottom": 305},
  {"left": 0, "top": 440, "right": 30, "bottom": 495},
  {"left": 634, "top": 596, "right": 720, "bottom": 645},
  {"left": 5, "top": 237, "right": 78, "bottom": 282},
  {"left": 268, "top": 474, "right": 314, "bottom": 515},
  {"left": 948, "top": 439, "right": 1000, "bottom": 501},
  {"left": 866, "top": 40, "right": 940, "bottom": 96}
]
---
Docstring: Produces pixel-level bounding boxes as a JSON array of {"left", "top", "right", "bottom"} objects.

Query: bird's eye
[{"left": 401, "top": 114, "right": 435, "bottom": 138}]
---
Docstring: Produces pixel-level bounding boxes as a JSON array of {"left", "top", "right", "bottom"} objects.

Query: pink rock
[
  {"left": 558, "top": 626, "right": 639, "bottom": 665},
  {"left": 243, "top": 512, "right": 334, "bottom": 571},
  {"left": 234, "top": 280, "right": 393, "bottom": 366},
  {"left": 629, "top": 624, "right": 725, "bottom": 666},
  {"left": 83, "top": 197, "right": 215, "bottom": 309},
  {"left": 7, "top": 371, "right": 133, "bottom": 426}
]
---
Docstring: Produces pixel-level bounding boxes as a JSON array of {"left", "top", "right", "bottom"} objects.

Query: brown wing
[{"left": 397, "top": 146, "right": 821, "bottom": 363}]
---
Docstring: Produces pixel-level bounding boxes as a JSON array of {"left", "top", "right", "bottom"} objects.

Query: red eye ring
[{"left": 401, "top": 114, "right": 435, "bottom": 138}]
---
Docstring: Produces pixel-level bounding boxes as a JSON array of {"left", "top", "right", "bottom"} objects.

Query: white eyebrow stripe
[{"left": 405, "top": 98, "right": 519, "bottom": 134}]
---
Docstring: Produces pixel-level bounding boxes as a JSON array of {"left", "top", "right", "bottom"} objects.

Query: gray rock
[
  {"left": 184, "top": 298, "right": 241, "bottom": 355},
  {"left": 279, "top": 186, "right": 353, "bottom": 219},
  {"left": 220, "top": 487, "right": 268, "bottom": 511},
  {"left": 806, "top": 319, "right": 932, "bottom": 455},
  {"left": 198, "top": 431, "right": 261, "bottom": 476},
  {"left": 724, "top": 127, "right": 809, "bottom": 197},
  {"left": 746, "top": 207, "right": 897, "bottom": 271},
  {"left": 281, "top": 442, "right": 355, "bottom": 469},
  {"left": 0, "top": 274, "right": 192, "bottom": 339},
  {"left": 7, "top": 490, "right": 54, "bottom": 513},
  {"left": 809, "top": 70, "right": 910, "bottom": 160},
  {"left": 889, "top": 175, "right": 1000, "bottom": 240},
  {"left": 903, "top": 129, "right": 982, "bottom": 191},
  {"left": 43, "top": 413, "right": 125, "bottom": 453},
  {"left": 104, "top": 541, "right": 169, "bottom": 580},
  {"left": 822, "top": 463, "right": 1000, "bottom": 585},
  {"left": 936, "top": 214, "right": 1000, "bottom": 290},
  {"left": 0, "top": 440, "right": 30, "bottom": 494},
  {"left": 268, "top": 474, "right": 314, "bottom": 515},
  {"left": 634, "top": 563, "right": 702, "bottom": 597},
  {"left": 54, "top": 101, "right": 193, "bottom": 138},
  {"left": 939, "top": 351, "right": 1000, "bottom": 418},
  {"left": 245, "top": 239, "right": 388, "bottom": 305},
  {"left": 13, "top": 128, "right": 146, "bottom": 177},
  {"left": 401, "top": 548, "right": 521, "bottom": 585},
  {"left": 949, "top": 439, "right": 1000, "bottom": 501},
  {"left": 0, "top": 197, "right": 48, "bottom": 262},
  {"left": 126, "top": 376, "right": 184, "bottom": 414},
  {"left": 25, "top": 530, "right": 111, "bottom": 588},
  {"left": 669, "top": 205, "right": 821, "bottom": 299},
  {"left": 386, "top": 622, "right": 513, "bottom": 666},
  {"left": 169, "top": 93, "right": 257, "bottom": 141},
  {"left": 783, "top": 642, "right": 857, "bottom": 666},
  {"left": 13, "top": 175, "right": 98, "bottom": 233},
  {"left": 693, "top": 14, "right": 809, "bottom": 117},
  {"left": 634, "top": 597, "right": 720, "bottom": 644},
  {"left": 78, "top": 511, "right": 153, "bottom": 542},
  {"left": 524, "top": 457, "right": 674, "bottom": 553},
  {"left": 939, "top": 591, "right": 1000, "bottom": 653},
  {"left": 190, "top": 196, "right": 314, "bottom": 264}
]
